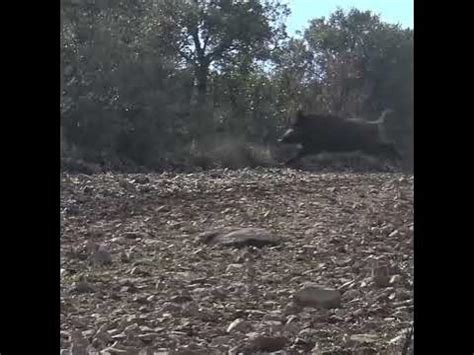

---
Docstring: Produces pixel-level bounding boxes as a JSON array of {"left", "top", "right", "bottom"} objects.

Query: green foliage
[{"left": 61, "top": 2, "right": 413, "bottom": 172}]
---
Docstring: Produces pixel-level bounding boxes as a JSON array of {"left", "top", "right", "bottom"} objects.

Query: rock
[
  {"left": 226, "top": 263, "right": 244, "bottom": 272},
  {"left": 283, "top": 301, "right": 303, "bottom": 315},
  {"left": 120, "top": 251, "right": 131, "bottom": 263},
  {"left": 83, "top": 186, "right": 93, "bottom": 194},
  {"left": 261, "top": 320, "right": 283, "bottom": 330},
  {"left": 119, "top": 179, "right": 135, "bottom": 191},
  {"left": 111, "top": 333, "right": 127, "bottom": 341},
  {"left": 85, "top": 240, "right": 99, "bottom": 254},
  {"left": 244, "top": 335, "right": 287, "bottom": 353},
  {"left": 210, "top": 335, "right": 232, "bottom": 347},
  {"left": 197, "top": 227, "right": 281, "bottom": 248},
  {"left": 341, "top": 289, "right": 360, "bottom": 301},
  {"left": 107, "top": 329, "right": 121, "bottom": 336},
  {"left": 101, "top": 347, "right": 129, "bottom": 354},
  {"left": 389, "top": 274, "right": 402, "bottom": 285},
  {"left": 91, "top": 245, "right": 112, "bottom": 265},
  {"left": 227, "top": 318, "right": 251, "bottom": 333},
  {"left": 174, "top": 350, "right": 209, "bottom": 355},
  {"left": 397, "top": 290, "right": 412, "bottom": 301},
  {"left": 122, "top": 231, "right": 146, "bottom": 239},
  {"left": 294, "top": 286, "right": 341, "bottom": 309},
  {"left": 69, "top": 330, "right": 89, "bottom": 355},
  {"left": 352, "top": 347, "right": 378, "bottom": 355},
  {"left": 349, "top": 333, "right": 378, "bottom": 344},
  {"left": 170, "top": 294, "right": 193, "bottom": 304},
  {"left": 138, "top": 333, "right": 160, "bottom": 342},
  {"left": 65, "top": 205, "right": 80, "bottom": 216},
  {"left": 71, "top": 280, "right": 95, "bottom": 294},
  {"left": 372, "top": 265, "right": 390, "bottom": 287},
  {"left": 133, "top": 176, "right": 150, "bottom": 184},
  {"left": 94, "top": 324, "right": 112, "bottom": 343},
  {"left": 298, "top": 328, "right": 318, "bottom": 337},
  {"left": 389, "top": 230, "right": 399, "bottom": 237}
]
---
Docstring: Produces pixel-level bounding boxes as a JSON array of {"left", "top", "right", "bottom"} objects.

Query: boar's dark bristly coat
[{"left": 278, "top": 109, "right": 401, "bottom": 166}]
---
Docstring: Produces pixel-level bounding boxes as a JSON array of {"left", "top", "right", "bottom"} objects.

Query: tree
[
  {"left": 304, "top": 8, "right": 413, "bottom": 119},
  {"left": 152, "top": 0, "right": 289, "bottom": 136},
  {"left": 60, "top": 0, "right": 192, "bottom": 167}
]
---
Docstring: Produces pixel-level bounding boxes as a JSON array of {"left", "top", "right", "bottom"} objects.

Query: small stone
[
  {"left": 138, "top": 333, "right": 160, "bottom": 342},
  {"left": 349, "top": 333, "right": 378, "bottom": 344},
  {"left": 342, "top": 289, "right": 360, "bottom": 301},
  {"left": 170, "top": 295, "right": 193, "bottom": 304},
  {"left": 107, "top": 329, "right": 121, "bottom": 336},
  {"left": 124, "top": 323, "right": 139, "bottom": 337},
  {"left": 91, "top": 245, "right": 112, "bottom": 265},
  {"left": 298, "top": 328, "right": 318, "bottom": 336},
  {"left": 353, "top": 309, "right": 364, "bottom": 317},
  {"left": 83, "top": 186, "right": 93, "bottom": 194},
  {"left": 211, "top": 335, "right": 232, "bottom": 347},
  {"left": 146, "top": 295, "right": 156, "bottom": 302},
  {"left": 226, "top": 263, "right": 244, "bottom": 272},
  {"left": 389, "top": 274, "right": 402, "bottom": 285},
  {"left": 111, "top": 334, "right": 127, "bottom": 341},
  {"left": 85, "top": 240, "right": 99, "bottom": 254},
  {"left": 120, "top": 252, "right": 131, "bottom": 263},
  {"left": 119, "top": 179, "right": 135, "bottom": 191},
  {"left": 72, "top": 280, "right": 95, "bottom": 293},
  {"left": 133, "top": 176, "right": 150, "bottom": 184},
  {"left": 283, "top": 301, "right": 303, "bottom": 315},
  {"left": 227, "top": 318, "right": 251, "bottom": 333},
  {"left": 122, "top": 232, "right": 145, "bottom": 239},
  {"left": 372, "top": 265, "right": 390, "bottom": 288},
  {"left": 294, "top": 286, "right": 341, "bottom": 309},
  {"left": 65, "top": 205, "right": 80, "bottom": 215},
  {"left": 198, "top": 227, "right": 281, "bottom": 248},
  {"left": 245, "top": 335, "right": 287, "bottom": 352},
  {"left": 389, "top": 230, "right": 399, "bottom": 237},
  {"left": 94, "top": 325, "right": 112, "bottom": 343}
]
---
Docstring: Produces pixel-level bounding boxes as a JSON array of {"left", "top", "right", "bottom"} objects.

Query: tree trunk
[
  {"left": 195, "top": 63, "right": 209, "bottom": 104},
  {"left": 193, "top": 62, "right": 214, "bottom": 149}
]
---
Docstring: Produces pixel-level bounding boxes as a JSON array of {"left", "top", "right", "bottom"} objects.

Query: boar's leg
[{"left": 284, "top": 146, "right": 314, "bottom": 167}]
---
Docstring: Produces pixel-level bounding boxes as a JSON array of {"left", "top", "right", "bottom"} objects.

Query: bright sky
[{"left": 285, "top": 0, "right": 413, "bottom": 35}]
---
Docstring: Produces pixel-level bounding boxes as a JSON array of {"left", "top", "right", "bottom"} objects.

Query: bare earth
[{"left": 60, "top": 168, "right": 414, "bottom": 354}]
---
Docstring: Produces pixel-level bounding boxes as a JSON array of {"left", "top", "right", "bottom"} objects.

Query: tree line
[{"left": 60, "top": 0, "right": 413, "bottom": 172}]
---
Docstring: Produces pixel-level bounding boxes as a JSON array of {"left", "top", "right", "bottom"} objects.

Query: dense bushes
[{"left": 61, "top": 1, "right": 413, "bottom": 173}]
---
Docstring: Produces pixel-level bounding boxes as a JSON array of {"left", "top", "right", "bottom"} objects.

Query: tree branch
[
  {"left": 202, "top": 33, "right": 211, "bottom": 53},
  {"left": 178, "top": 49, "right": 194, "bottom": 64},
  {"left": 207, "top": 39, "right": 234, "bottom": 61},
  {"left": 191, "top": 28, "right": 204, "bottom": 59}
]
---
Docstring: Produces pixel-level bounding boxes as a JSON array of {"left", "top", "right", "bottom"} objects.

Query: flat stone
[
  {"left": 349, "top": 333, "right": 378, "bottom": 344},
  {"left": 198, "top": 227, "right": 281, "bottom": 248},
  {"left": 294, "top": 285, "right": 341, "bottom": 309},
  {"left": 244, "top": 335, "right": 287, "bottom": 352}
]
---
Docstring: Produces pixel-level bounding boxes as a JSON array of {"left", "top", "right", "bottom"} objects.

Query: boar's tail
[{"left": 372, "top": 108, "right": 394, "bottom": 125}]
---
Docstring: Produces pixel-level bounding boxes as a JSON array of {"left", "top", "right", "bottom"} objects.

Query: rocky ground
[{"left": 60, "top": 168, "right": 414, "bottom": 354}]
